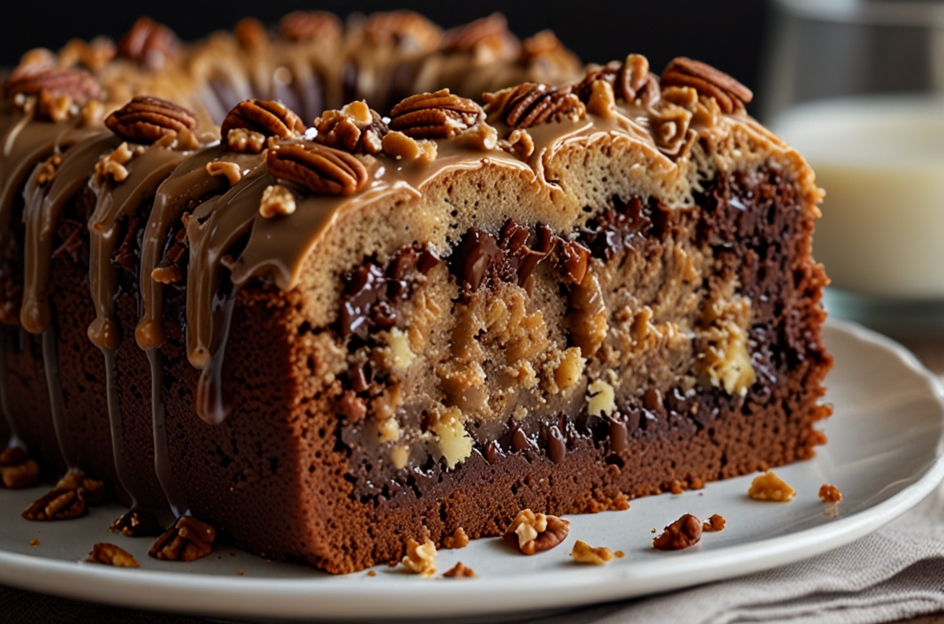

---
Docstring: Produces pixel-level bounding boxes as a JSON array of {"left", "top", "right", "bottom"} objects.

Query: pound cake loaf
[{"left": 0, "top": 13, "right": 831, "bottom": 574}]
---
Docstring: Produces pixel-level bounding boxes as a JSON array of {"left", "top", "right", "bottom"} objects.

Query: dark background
[{"left": 0, "top": 1, "right": 770, "bottom": 106}]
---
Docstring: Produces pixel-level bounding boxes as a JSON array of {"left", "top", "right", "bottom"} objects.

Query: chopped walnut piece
[
  {"left": 94, "top": 142, "right": 137, "bottom": 183},
  {"left": 149, "top": 516, "right": 216, "bottom": 562},
  {"left": 30, "top": 538, "right": 40, "bottom": 547},
  {"left": 819, "top": 484, "right": 842, "bottom": 503},
  {"left": 314, "top": 101, "right": 388, "bottom": 155},
  {"left": 748, "top": 471, "right": 796, "bottom": 502},
  {"left": 586, "top": 79, "right": 617, "bottom": 119},
  {"left": 503, "top": 509, "right": 570, "bottom": 555},
  {"left": 586, "top": 377, "right": 616, "bottom": 417},
  {"left": 653, "top": 514, "right": 703, "bottom": 551},
  {"left": 443, "top": 527, "right": 470, "bottom": 549},
  {"left": 702, "top": 514, "right": 726, "bottom": 532},
  {"left": 109, "top": 509, "right": 163, "bottom": 537},
  {"left": 381, "top": 130, "right": 437, "bottom": 162},
  {"left": 35, "top": 153, "right": 63, "bottom": 185},
  {"left": 401, "top": 538, "right": 436, "bottom": 577},
  {"left": 58, "top": 37, "right": 116, "bottom": 71},
  {"left": 649, "top": 101, "right": 694, "bottom": 157},
  {"left": 443, "top": 562, "right": 477, "bottom": 578},
  {"left": 151, "top": 266, "right": 182, "bottom": 285},
  {"left": 497, "top": 128, "right": 535, "bottom": 160},
  {"left": 259, "top": 185, "right": 297, "bottom": 218},
  {"left": 37, "top": 90, "right": 73, "bottom": 123},
  {"left": 0, "top": 446, "right": 41, "bottom": 489},
  {"left": 88, "top": 543, "right": 140, "bottom": 568},
  {"left": 366, "top": 570, "right": 377, "bottom": 577},
  {"left": 22, "top": 471, "right": 104, "bottom": 521},
  {"left": 226, "top": 127, "right": 266, "bottom": 154},
  {"left": 205, "top": 161, "right": 242, "bottom": 185},
  {"left": 570, "top": 540, "right": 616, "bottom": 565}
]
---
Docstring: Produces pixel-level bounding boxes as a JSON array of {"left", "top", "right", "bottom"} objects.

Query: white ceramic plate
[{"left": 1, "top": 319, "right": 943, "bottom": 621}]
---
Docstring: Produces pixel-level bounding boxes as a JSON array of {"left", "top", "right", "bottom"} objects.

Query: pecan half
[
  {"left": 267, "top": 142, "right": 368, "bottom": 195},
  {"left": 362, "top": 11, "right": 442, "bottom": 52},
  {"left": 483, "top": 83, "right": 585, "bottom": 129},
  {"left": 574, "top": 54, "right": 659, "bottom": 107},
  {"left": 503, "top": 509, "right": 570, "bottom": 555},
  {"left": 119, "top": 17, "right": 179, "bottom": 71},
  {"left": 661, "top": 57, "right": 752, "bottom": 114},
  {"left": 314, "top": 101, "right": 388, "bottom": 155},
  {"left": 653, "top": 513, "right": 703, "bottom": 550},
  {"left": 22, "top": 471, "right": 104, "bottom": 521},
  {"left": 3, "top": 67, "right": 102, "bottom": 104},
  {"left": 279, "top": 11, "right": 342, "bottom": 42},
  {"left": 389, "top": 89, "right": 484, "bottom": 139},
  {"left": 105, "top": 96, "right": 198, "bottom": 144},
  {"left": 110, "top": 508, "right": 164, "bottom": 537},
  {"left": 221, "top": 99, "right": 305, "bottom": 150},
  {"left": 439, "top": 13, "right": 515, "bottom": 54},
  {"left": 149, "top": 516, "right": 216, "bottom": 562},
  {"left": 234, "top": 17, "right": 268, "bottom": 51},
  {"left": 0, "top": 446, "right": 40, "bottom": 489},
  {"left": 88, "top": 543, "right": 140, "bottom": 568}
]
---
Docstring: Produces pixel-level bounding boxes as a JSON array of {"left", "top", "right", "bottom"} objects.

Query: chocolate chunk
[
  {"left": 608, "top": 419, "right": 629, "bottom": 454},
  {"left": 450, "top": 228, "right": 499, "bottom": 291},
  {"left": 547, "top": 426, "right": 566, "bottom": 464}
]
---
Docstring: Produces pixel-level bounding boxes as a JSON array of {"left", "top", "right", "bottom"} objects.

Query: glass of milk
[{"left": 766, "top": 0, "right": 944, "bottom": 334}]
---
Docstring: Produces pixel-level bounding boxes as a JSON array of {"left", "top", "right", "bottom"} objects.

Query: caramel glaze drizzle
[{"left": 0, "top": 111, "right": 99, "bottom": 469}]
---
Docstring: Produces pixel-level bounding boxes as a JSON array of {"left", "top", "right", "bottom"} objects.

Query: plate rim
[{"left": 2, "top": 318, "right": 943, "bottom": 620}]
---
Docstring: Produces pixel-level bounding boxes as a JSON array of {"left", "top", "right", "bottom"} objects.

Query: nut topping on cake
[
  {"left": 234, "top": 17, "right": 268, "bottom": 50},
  {"left": 483, "top": 82, "right": 585, "bottom": 129},
  {"left": 574, "top": 54, "right": 659, "bottom": 106},
  {"left": 279, "top": 11, "right": 343, "bottom": 42},
  {"left": 649, "top": 102, "right": 694, "bottom": 156},
  {"left": 314, "top": 101, "right": 388, "bottom": 155},
  {"left": 150, "top": 516, "right": 216, "bottom": 562},
  {"left": 503, "top": 509, "right": 570, "bottom": 555},
  {"left": 105, "top": 96, "right": 198, "bottom": 144},
  {"left": 3, "top": 67, "right": 102, "bottom": 108},
  {"left": 661, "top": 57, "right": 752, "bottom": 114},
  {"left": 0, "top": 446, "right": 40, "bottom": 489},
  {"left": 259, "top": 184, "right": 297, "bottom": 218},
  {"left": 88, "top": 543, "right": 141, "bottom": 568},
  {"left": 221, "top": 99, "right": 305, "bottom": 152},
  {"left": 267, "top": 142, "right": 368, "bottom": 196},
  {"left": 362, "top": 11, "right": 442, "bottom": 52},
  {"left": 118, "top": 17, "right": 179, "bottom": 70},
  {"left": 389, "top": 89, "right": 484, "bottom": 139},
  {"left": 439, "top": 13, "right": 515, "bottom": 54}
]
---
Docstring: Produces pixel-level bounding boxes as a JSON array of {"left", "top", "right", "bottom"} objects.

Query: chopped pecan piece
[
  {"left": 279, "top": 11, "right": 342, "bottom": 42},
  {"left": 259, "top": 184, "right": 297, "bottom": 218},
  {"left": 661, "top": 57, "right": 752, "bottom": 114},
  {"left": 649, "top": 102, "right": 694, "bottom": 156},
  {"left": 819, "top": 484, "right": 842, "bottom": 503},
  {"left": 267, "top": 142, "right": 368, "bottom": 196},
  {"left": 575, "top": 54, "right": 658, "bottom": 107},
  {"left": 22, "top": 471, "right": 104, "bottom": 521},
  {"left": 503, "top": 509, "right": 570, "bottom": 555},
  {"left": 570, "top": 540, "right": 616, "bottom": 565},
  {"left": 497, "top": 128, "right": 535, "bottom": 160},
  {"left": 105, "top": 96, "right": 197, "bottom": 144},
  {"left": 653, "top": 513, "right": 703, "bottom": 551},
  {"left": 381, "top": 131, "right": 437, "bottom": 162},
  {"left": 3, "top": 66, "right": 102, "bottom": 105},
  {"left": 206, "top": 161, "right": 242, "bottom": 186},
  {"left": 443, "top": 561, "right": 476, "bottom": 578},
  {"left": 0, "top": 446, "right": 41, "bottom": 489},
  {"left": 748, "top": 471, "right": 796, "bottom": 502},
  {"left": 58, "top": 37, "right": 116, "bottom": 72},
  {"left": 221, "top": 99, "right": 305, "bottom": 150},
  {"left": 389, "top": 89, "right": 484, "bottom": 139},
  {"left": 234, "top": 18, "right": 268, "bottom": 51},
  {"left": 149, "top": 516, "right": 216, "bottom": 562},
  {"left": 88, "top": 542, "right": 140, "bottom": 568},
  {"left": 702, "top": 514, "right": 726, "bottom": 532},
  {"left": 314, "top": 101, "right": 388, "bottom": 155},
  {"left": 118, "top": 17, "right": 179, "bottom": 71},
  {"left": 401, "top": 537, "right": 436, "bottom": 577},
  {"left": 484, "top": 83, "right": 585, "bottom": 129},
  {"left": 110, "top": 509, "right": 163, "bottom": 537},
  {"left": 442, "top": 527, "right": 470, "bottom": 549}
]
